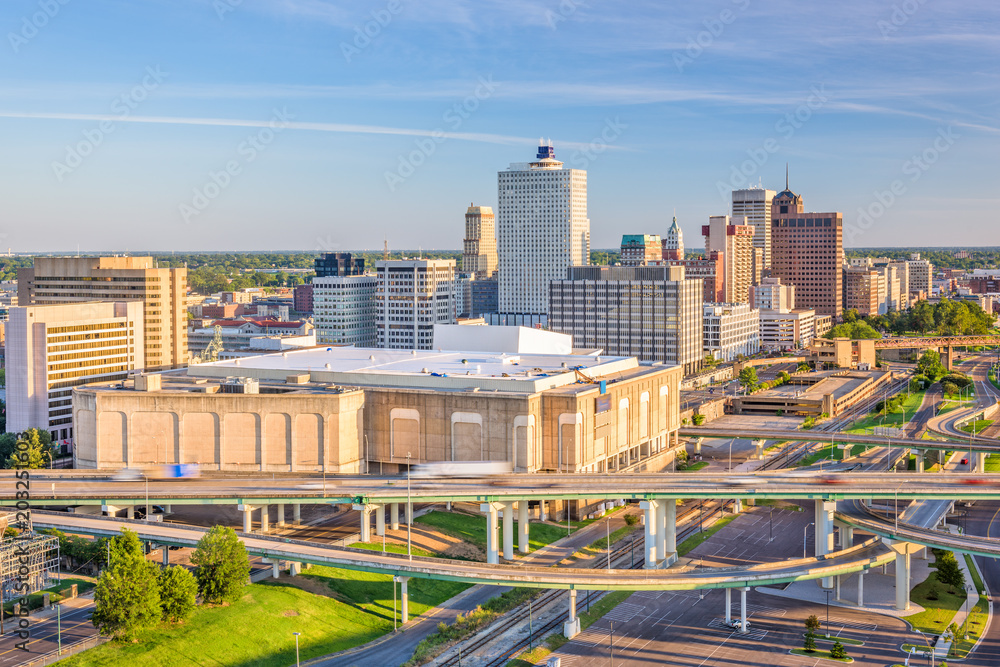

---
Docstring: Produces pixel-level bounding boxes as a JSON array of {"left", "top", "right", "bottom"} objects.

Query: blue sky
[{"left": 0, "top": 0, "right": 997, "bottom": 252}]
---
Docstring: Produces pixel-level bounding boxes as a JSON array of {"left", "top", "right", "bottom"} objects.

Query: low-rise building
[
  {"left": 703, "top": 303, "right": 760, "bottom": 362},
  {"left": 759, "top": 308, "right": 816, "bottom": 352}
]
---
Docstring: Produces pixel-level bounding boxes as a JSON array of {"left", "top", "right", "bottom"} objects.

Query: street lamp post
[
  {"left": 769, "top": 505, "right": 773, "bottom": 543},
  {"left": 803, "top": 522, "right": 814, "bottom": 558},
  {"left": 728, "top": 438, "right": 734, "bottom": 471},
  {"left": 406, "top": 453, "right": 412, "bottom": 562},
  {"left": 606, "top": 518, "right": 612, "bottom": 571},
  {"left": 825, "top": 589, "right": 831, "bottom": 639},
  {"left": 293, "top": 632, "right": 301, "bottom": 667}
]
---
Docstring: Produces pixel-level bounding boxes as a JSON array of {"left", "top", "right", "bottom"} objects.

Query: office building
[
  {"left": 376, "top": 259, "right": 456, "bottom": 350},
  {"left": 703, "top": 303, "right": 760, "bottom": 362},
  {"left": 293, "top": 283, "right": 314, "bottom": 314},
  {"left": 843, "top": 265, "right": 886, "bottom": 317},
  {"left": 969, "top": 269, "right": 1000, "bottom": 294},
  {"left": 752, "top": 277, "right": 795, "bottom": 311},
  {"left": 620, "top": 235, "right": 662, "bottom": 266},
  {"left": 769, "top": 181, "right": 844, "bottom": 319},
  {"left": 759, "top": 308, "right": 816, "bottom": 352},
  {"left": 315, "top": 253, "right": 365, "bottom": 278},
  {"left": 7, "top": 301, "right": 144, "bottom": 443},
  {"left": 703, "top": 215, "right": 755, "bottom": 304},
  {"left": 732, "top": 187, "right": 776, "bottom": 269},
  {"left": 662, "top": 217, "right": 685, "bottom": 260},
  {"left": 463, "top": 204, "right": 499, "bottom": 280},
  {"left": 906, "top": 253, "right": 933, "bottom": 301},
  {"left": 549, "top": 265, "right": 703, "bottom": 375},
  {"left": 18, "top": 256, "right": 187, "bottom": 370},
  {"left": 662, "top": 252, "right": 724, "bottom": 303},
  {"left": 497, "top": 141, "right": 589, "bottom": 319},
  {"left": 313, "top": 275, "right": 379, "bottom": 347},
  {"left": 470, "top": 278, "right": 499, "bottom": 317}
]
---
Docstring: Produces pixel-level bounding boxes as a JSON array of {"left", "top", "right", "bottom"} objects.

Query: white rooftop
[{"left": 188, "top": 346, "right": 641, "bottom": 393}]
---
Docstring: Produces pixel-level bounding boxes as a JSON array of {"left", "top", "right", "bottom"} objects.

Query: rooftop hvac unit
[{"left": 220, "top": 377, "right": 259, "bottom": 394}]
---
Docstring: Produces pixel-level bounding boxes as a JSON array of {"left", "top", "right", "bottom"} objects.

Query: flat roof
[{"left": 187, "top": 347, "right": 673, "bottom": 394}]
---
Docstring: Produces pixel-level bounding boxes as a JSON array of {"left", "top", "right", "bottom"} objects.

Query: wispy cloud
[{"left": 0, "top": 110, "right": 625, "bottom": 150}]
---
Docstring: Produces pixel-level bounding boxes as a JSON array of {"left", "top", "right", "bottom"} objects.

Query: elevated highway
[{"left": 678, "top": 426, "right": 1000, "bottom": 450}]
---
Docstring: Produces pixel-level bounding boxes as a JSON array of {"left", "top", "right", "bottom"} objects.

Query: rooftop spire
[{"left": 785, "top": 163, "right": 789, "bottom": 190}]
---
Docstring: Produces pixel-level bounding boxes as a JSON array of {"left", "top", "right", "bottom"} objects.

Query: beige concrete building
[
  {"left": 733, "top": 368, "right": 891, "bottom": 417},
  {"left": 463, "top": 204, "right": 498, "bottom": 280},
  {"left": 72, "top": 346, "right": 683, "bottom": 475},
  {"left": 7, "top": 301, "right": 144, "bottom": 443},
  {"left": 843, "top": 265, "right": 885, "bottom": 317},
  {"left": 703, "top": 216, "right": 755, "bottom": 304},
  {"left": 18, "top": 257, "right": 187, "bottom": 370},
  {"left": 808, "top": 337, "right": 877, "bottom": 370}
]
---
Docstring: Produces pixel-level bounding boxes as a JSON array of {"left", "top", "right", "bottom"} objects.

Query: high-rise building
[
  {"left": 6, "top": 301, "right": 145, "bottom": 442},
  {"left": 842, "top": 265, "right": 885, "bottom": 317},
  {"left": 752, "top": 277, "right": 796, "bottom": 311},
  {"left": 549, "top": 265, "right": 703, "bottom": 375},
  {"left": 463, "top": 205, "right": 498, "bottom": 281},
  {"left": 313, "top": 275, "right": 379, "bottom": 347},
  {"left": 293, "top": 283, "right": 314, "bottom": 314},
  {"left": 703, "top": 215, "right": 755, "bottom": 304},
  {"left": 769, "top": 179, "right": 844, "bottom": 319},
  {"left": 497, "top": 142, "right": 589, "bottom": 319},
  {"left": 620, "top": 235, "right": 662, "bottom": 266},
  {"left": 732, "top": 187, "right": 776, "bottom": 269},
  {"left": 315, "top": 253, "right": 365, "bottom": 278},
  {"left": 906, "top": 253, "right": 933, "bottom": 302},
  {"left": 703, "top": 303, "right": 760, "bottom": 362},
  {"left": 17, "top": 256, "right": 187, "bottom": 370},
  {"left": 376, "top": 259, "right": 456, "bottom": 350},
  {"left": 662, "top": 217, "right": 685, "bottom": 260}
]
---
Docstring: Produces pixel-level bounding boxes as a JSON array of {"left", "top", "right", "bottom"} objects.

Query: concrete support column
[
  {"left": 260, "top": 505, "right": 269, "bottom": 534},
  {"left": 502, "top": 502, "right": 515, "bottom": 561},
  {"left": 289, "top": 562, "right": 300, "bottom": 576},
  {"left": 518, "top": 502, "right": 530, "bottom": 555},
  {"left": 272, "top": 561, "right": 280, "bottom": 579},
  {"left": 353, "top": 503, "right": 374, "bottom": 543},
  {"left": 753, "top": 439, "right": 766, "bottom": 460},
  {"left": 391, "top": 503, "right": 400, "bottom": 531},
  {"left": 640, "top": 500, "right": 659, "bottom": 568},
  {"left": 693, "top": 438, "right": 702, "bottom": 455},
  {"left": 732, "top": 499, "right": 743, "bottom": 515},
  {"left": 446, "top": 501, "right": 452, "bottom": 511},
  {"left": 725, "top": 587, "right": 732, "bottom": 624},
  {"left": 740, "top": 587, "right": 749, "bottom": 634},
  {"left": 655, "top": 499, "right": 667, "bottom": 565},
  {"left": 400, "top": 577, "right": 410, "bottom": 623},
  {"left": 126, "top": 505, "right": 134, "bottom": 520},
  {"left": 480, "top": 502, "right": 501, "bottom": 565},
  {"left": 376, "top": 504, "right": 386, "bottom": 537},
  {"left": 815, "top": 500, "right": 836, "bottom": 588},
  {"left": 241, "top": 505, "right": 254, "bottom": 533},
  {"left": 293, "top": 503, "right": 301, "bottom": 523},
  {"left": 916, "top": 451, "right": 925, "bottom": 473},
  {"left": 840, "top": 525, "right": 854, "bottom": 550},
  {"left": 164, "top": 504, "right": 172, "bottom": 514},
  {"left": 162, "top": 546, "right": 169, "bottom": 566},
  {"left": 975, "top": 451, "right": 986, "bottom": 473},
  {"left": 663, "top": 500, "right": 677, "bottom": 560},
  {"left": 895, "top": 551, "right": 911, "bottom": 611},
  {"left": 857, "top": 571, "right": 865, "bottom": 607},
  {"left": 564, "top": 589, "right": 581, "bottom": 639},
  {"left": 277, "top": 503, "right": 286, "bottom": 527},
  {"left": 835, "top": 575, "right": 842, "bottom": 601},
  {"left": 540, "top": 500, "right": 548, "bottom": 522}
]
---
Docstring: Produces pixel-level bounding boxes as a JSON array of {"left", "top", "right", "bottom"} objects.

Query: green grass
[
  {"left": 2, "top": 577, "right": 95, "bottom": 614},
  {"left": 678, "top": 461, "right": 709, "bottom": 472},
  {"left": 961, "top": 419, "right": 993, "bottom": 434},
  {"left": 843, "top": 388, "right": 927, "bottom": 435},
  {"left": 590, "top": 524, "right": 641, "bottom": 551},
  {"left": 904, "top": 552, "right": 967, "bottom": 635},
  {"left": 811, "top": 634, "right": 864, "bottom": 646},
  {"left": 415, "top": 510, "right": 582, "bottom": 555},
  {"left": 964, "top": 554, "right": 986, "bottom": 592},
  {"left": 62, "top": 577, "right": 427, "bottom": 667},
  {"left": 938, "top": 400, "right": 975, "bottom": 414},
  {"left": 677, "top": 514, "right": 738, "bottom": 556},
  {"left": 350, "top": 541, "right": 436, "bottom": 557},
  {"left": 798, "top": 443, "right": 866, "bottom": 467},
  {"left": 507, "top": 632, "right": 568, "bottom": 666},
  {"left": 789, "top": 648, "right": 853, "bottom": 662},
  {"left": 950, "top": 595, "right": 988, "bottom": 659}
]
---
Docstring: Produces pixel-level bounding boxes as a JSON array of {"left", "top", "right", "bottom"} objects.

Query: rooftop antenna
[
  {"left": 383, "top": 237, "right": 389, "bottom": 261},
  {"left": 785, "top": 163, "right": 789, "bottom": 190}
]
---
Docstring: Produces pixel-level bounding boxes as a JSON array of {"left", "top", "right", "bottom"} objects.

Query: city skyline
[{"left": 0, "top": 1, "right": 997, "bottom": 252}]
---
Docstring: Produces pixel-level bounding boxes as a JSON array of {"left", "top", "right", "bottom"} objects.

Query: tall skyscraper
[
  {"left": 313, "top": 275, "right": 379, "bottom": 347},
  {"left": 703, "top": 215, "right": 755, "bottom": 304},
  {"left": 18, "top": 256, "right": 187, "bottom": 370},
  {"left": 463, "top": 204, "right": 498, "bottom": 281},
  {"left": 315, "top": 252, "right": 365, "bottom": 277},
  {"left": 732, "top": 186, "right": 776, "bottom": 269},
  {"left": 497, "top": 141, "right": 589, "bottom": 321},
  {"left": 376, "top": 259, "right": 456, "bottom": 350},
  {"left": 769, "top": 177, "right": 844, "bottom": 319},
  {"left": 662, "top": 217, "right": 684, "bottom": 260}
]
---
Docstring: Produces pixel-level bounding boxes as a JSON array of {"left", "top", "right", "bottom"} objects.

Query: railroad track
[{"left": 440, "top": 502, "right": 732, "bottom": 667}]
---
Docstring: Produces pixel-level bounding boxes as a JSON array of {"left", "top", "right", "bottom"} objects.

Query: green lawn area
[
  {"left": 843, "top": 388, "right": 927, "bottom": 435},
  {"left": 677, "top": 514, "right": 737, "bottom": 556},
  {"left": 950, "top": 595, "right": 988, "bottom": 659},
  {"left": 961, "top": 419, "right": 994, "bottom": 434},
  {"left": 904, "top": 552, "right": 968, "bottom": 635},
  {"left": 938, "top": 400, "right": 975, "bottom": 414},
  {"left": 678, "top": 460, "right": 709, "bottom": 472},
  {"left": 62, "top": 574, "right": 455, "bottom": 667},
  {"left": 415, "top": 508, "right": 619, "bottom": 555},
  {"left": 797, "top": 443, "right": 866, "bottom": 467},
  {"left": 349, "top": 541, "right": 436, "bottom": 557}
]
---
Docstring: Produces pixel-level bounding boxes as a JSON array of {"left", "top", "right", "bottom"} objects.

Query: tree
[
  {"left": 804, "top": 614, "right": 821, "bottom": 633},
  {"left": 936, "top": 551, "right": 966, "bottom": 593},
  {"left": 191, "top": 525, "right": 250, "bottom": 604},
  {"left": 159, "top": 565, "right": 198, "bottom": 623},
  {"left": 830, "top": 640, "right": 848, "bottom": 659},
  {"left": 5, "top": 428, "right": 55, "bottom": 469},
  {"left": 803, "top": 631, "right": 817, "bottom": 652},
  {"left": 916, "top": 350, "right": 946, "bottom": 382},
  {"left": 92, "top": 529, "right": 161, "bottom": 640},
  {"left": 738, "top": 366, "right": 758, "bottom": 389}
]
